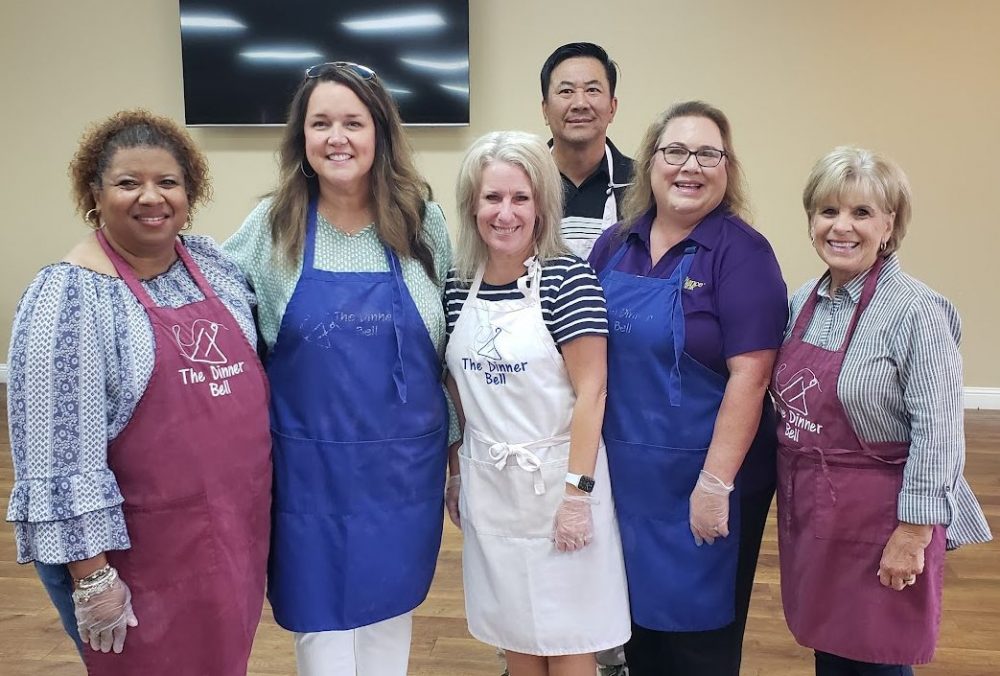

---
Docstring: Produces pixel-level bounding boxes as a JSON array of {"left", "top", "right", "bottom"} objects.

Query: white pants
[{"left": 293, "top": 612, "right": 413, "bottom": 676}]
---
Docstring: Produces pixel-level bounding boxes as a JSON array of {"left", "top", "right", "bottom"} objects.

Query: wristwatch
[{"left": 565, "top": 472, "right": 595, "bottom": 493}]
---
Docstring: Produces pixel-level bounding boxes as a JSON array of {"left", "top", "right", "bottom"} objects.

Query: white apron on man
[
  {"left": 559, "top": 144, "right": 627, "bottom": 259},
  {"left": 445, "top": 258, "right": 631, "bottom": 656}
]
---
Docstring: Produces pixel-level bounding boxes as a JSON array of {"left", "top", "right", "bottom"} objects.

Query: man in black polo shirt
[{"left": 541, "top": 42, "right": 633, "bottom": 259}]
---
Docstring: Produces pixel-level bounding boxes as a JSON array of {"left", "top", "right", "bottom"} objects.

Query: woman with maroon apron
[
  {"left": 5, "top": 111, "right": 272, "bottom": 675},
  {"left": 773, "top": 147, "right": 991, "bottom": 675}
]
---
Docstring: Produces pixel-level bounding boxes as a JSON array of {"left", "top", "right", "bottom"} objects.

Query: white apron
[
  {"left": 559, "top": 144, "right": 629, "bottom": 259},
  {"left": 445, "top": 258, "right": 631, "bottom": 656}
]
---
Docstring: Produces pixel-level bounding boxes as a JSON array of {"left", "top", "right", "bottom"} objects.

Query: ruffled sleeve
[{"left": 5, "top": 265, "right": 130, "bottom": 564}]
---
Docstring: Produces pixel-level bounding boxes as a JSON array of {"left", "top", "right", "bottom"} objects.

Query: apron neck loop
[
  {"left": 95, "top": 230, "right": 197, "bottom": 307},
  {"left": 793, "top": 255, "right": 886, "bottom": 346}
]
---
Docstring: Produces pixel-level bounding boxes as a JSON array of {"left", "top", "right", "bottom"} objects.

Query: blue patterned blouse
[{"left": 5, "top": 236, "right": 257, "bottom": 564}]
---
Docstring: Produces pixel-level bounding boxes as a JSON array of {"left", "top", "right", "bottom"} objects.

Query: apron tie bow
[{"left": 470, "top": 429, "right": 570, "bottom": 495}]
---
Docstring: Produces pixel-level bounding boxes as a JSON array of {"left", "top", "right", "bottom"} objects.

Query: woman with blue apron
[
  {"left": 225, "top": 63, "right": 451, "bottom": 676},
  {"left": 589, "top": 102, "right": 788, "bottom": 675}
]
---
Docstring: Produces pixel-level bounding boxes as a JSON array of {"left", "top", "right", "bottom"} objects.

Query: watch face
[{"left": 579, "top": 475, "right": 596, "bottom": 493}]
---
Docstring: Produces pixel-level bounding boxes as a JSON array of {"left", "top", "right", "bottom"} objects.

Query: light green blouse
[
  {"left": 224, "top": 197, "right": 451, "bottom": 352},
  {"left": 224, "top": 198, "right": 458, "bottom": 442}
]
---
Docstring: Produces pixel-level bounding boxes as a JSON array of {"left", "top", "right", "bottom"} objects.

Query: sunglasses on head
[{"left": 304, "top": 61, "right": 377, "bottom": 81}]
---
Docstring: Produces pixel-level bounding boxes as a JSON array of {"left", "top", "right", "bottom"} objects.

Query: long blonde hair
[
  {"left": 454, "top": 131, "right": 567, "bottom": 281},
  {"left": 268, "top": 65, "right": 435, "bottom": 279},
  {"left": 620, "top": 100, "right": 751, "bottom": 232}
]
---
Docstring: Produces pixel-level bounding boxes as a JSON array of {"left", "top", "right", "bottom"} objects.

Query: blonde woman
[{"left": 444, "top": 131, "right": 630, "bottom": 676}]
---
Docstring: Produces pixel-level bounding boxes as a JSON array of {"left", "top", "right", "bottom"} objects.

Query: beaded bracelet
[{"left": 72, "top": 564, "right": 120, "bottom": 604}]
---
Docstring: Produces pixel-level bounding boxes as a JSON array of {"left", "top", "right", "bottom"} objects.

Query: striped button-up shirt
[{"left": 787, "top": 254, "right": 991, "bottom": 548}]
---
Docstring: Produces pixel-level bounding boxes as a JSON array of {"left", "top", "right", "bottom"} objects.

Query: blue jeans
[
  {"left": 34, "top": 562, "right": 84, "bottom": 656},
  {"left": 815, "top": 651, "right": 914, "bottom": 676}
]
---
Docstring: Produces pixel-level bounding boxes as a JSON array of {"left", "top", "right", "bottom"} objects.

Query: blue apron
[
  {"left": 265, "top": 200, "right": 448, "bottom": 632},
  {"left": 598, "top": 239, "right": 739, "bottom": 632}
]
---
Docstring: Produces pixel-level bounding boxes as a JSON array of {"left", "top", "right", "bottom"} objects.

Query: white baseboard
[
  {"left": 965, "top": 387, "right": 1000, "bottom": 410},
  {"left": 0, "top": 362, "right": 996, "bottom": 408}
]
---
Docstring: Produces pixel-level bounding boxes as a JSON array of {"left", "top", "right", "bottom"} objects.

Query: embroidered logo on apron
[{"left": 172, "top": 319, "right": 228, "bottom": 364}]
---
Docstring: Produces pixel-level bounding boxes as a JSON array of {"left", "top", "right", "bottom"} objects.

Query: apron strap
[
  {"left": 791, "top": 255, "right": 887, "bottom": 351},
  {"left": 95, "top": 230, "right": 210, "bottom": 308},
  {"left": 597, "top": 235, "right": 632, "bottom": 282},
  {"left": 666, "top": 245, "right": 698, "bottom": 406},
  {"left": 386, "top": 247, "right": 408, "bottom": 403},
  {"left": 467, "top": 254, "right": 541, "bottom": 304},
  {"left": 303, "top": 197, "right": 320, "bottom": 273}
]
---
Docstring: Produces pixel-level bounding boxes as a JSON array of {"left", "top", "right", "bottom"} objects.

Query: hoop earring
[
  {"left": 300, "top": 160, "right": 316, "bottom": 178},
  {"left": 85, "top": 208, "right": 101, "bottom": 228},
  {"left": 879, "top": 239, "right": 887, "bottom": 252}
]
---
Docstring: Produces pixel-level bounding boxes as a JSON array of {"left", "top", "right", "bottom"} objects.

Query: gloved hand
[
  {"left": 553, "top": 494, "right": 595, "bottom": 552},
  {"left": 74, "top": 571, "right": 138, "bottom": 653},
  {"left": 689, "top": 469, "right": 734, "bottom": 546},
  {"left": 445, "top": 473, "right": 462, "bottom": 530}
]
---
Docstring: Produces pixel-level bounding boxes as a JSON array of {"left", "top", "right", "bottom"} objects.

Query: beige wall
[{"left": 2, "top": 0, "right": 998, "bottom": 386}]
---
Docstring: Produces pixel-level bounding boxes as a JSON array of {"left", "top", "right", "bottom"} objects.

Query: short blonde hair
[
  {"left": 620, "top": 100, "right": 750, "bottom": 231},
  {"left": 802, "top": 146, "right": 912, "bottom": 255},
  {"left": 454, "top": 131, "right": 567, "bottom": 281}
]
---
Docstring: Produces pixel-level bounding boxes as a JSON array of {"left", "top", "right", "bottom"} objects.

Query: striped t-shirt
[{"left": 445, "top": 255, "right": 607, "bottom": 346}]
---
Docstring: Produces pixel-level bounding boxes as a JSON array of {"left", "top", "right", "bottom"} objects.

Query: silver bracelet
[{"left": 72, "top": 565, "right": 119, "bottom": 604}]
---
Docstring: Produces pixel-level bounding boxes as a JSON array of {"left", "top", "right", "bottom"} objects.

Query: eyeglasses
[
  {"left": 305, "top": 61, "right": 377, "bottom": 81},
  {"left": 657, "top": 145, "right": 727, "bottom": 168}
]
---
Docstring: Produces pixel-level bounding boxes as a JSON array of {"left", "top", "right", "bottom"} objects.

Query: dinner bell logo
[
  {"left": 474, "top": 325, "right": 503, "bottom": 362},
  {"left": 172, "top": 319, "right": 228, "bottom": 365},
  {"left": 775, "top": 364, "right": 822, "bottom": 417}
]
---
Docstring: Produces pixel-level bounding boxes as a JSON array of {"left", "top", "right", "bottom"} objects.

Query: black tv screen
[{"left": 179, "top": 1, "right": 470, "bottom": 126}]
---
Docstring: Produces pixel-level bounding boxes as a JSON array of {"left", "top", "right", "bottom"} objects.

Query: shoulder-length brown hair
[
  {"left": 268, "top": 64, "right": 435, "bottom": 279},
  {"left": 620, "top": 100, "right": 751, "bottom": 232}
]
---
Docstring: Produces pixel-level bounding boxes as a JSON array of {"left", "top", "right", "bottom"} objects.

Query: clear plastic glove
[
  {"left": 553, "top": 494, "right": 595, "bottom": 552},
  {"left": 689, "top": 469, "right": 734, "bottom": 546},
  {"left": 74, "top": 575, "right": 138, "bottom": 653},
  {"left": 445, "top": 474, "right": 462, "bottom": 530}
]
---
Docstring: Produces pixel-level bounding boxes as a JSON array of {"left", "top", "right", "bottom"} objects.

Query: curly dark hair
[{"left": 68, "top": 109, "right": 211, "bottom": 226}]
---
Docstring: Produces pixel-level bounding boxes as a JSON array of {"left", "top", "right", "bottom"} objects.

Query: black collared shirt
[{"left": 549, "top": 138, "right": 634, "bottom": 221}]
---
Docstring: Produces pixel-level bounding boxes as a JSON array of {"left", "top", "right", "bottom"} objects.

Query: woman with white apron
[{"left": 443, "top": 131, "right": 630, "bottom": 676}]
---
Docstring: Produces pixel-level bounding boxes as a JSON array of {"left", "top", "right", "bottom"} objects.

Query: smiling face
[
  {"left": 542, "top": 56, "right": 617, "bottom": 148},
  {"left": 650, "top": 115, "right": 728, "bottom": 228},
  {"left": 93, "top": 146, "right": 189, "bottom": 257},
  {"left": 476, "top": 161, "right": 537, "bottom": 264},
  {"left": 303, "top": 81, "right": 376, "bottom": 193},
  {"left": 810, "top": 189, "right": 895, "bottom": 289}
]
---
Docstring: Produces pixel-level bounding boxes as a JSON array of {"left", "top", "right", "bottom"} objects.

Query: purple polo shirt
[
  {"left": 590, "top": 205, "right": 788, "bottom": 492},
  {"left": 589, "top": 204, "right": 788, "bottom": 374}
]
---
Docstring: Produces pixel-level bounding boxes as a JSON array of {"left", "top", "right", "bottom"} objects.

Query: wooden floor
[{"left": 1, "top": 387, "right": 997, "bottom": 675}]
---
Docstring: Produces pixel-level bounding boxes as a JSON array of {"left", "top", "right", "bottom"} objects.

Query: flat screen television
[{"left": 178, "top": 1, "right": 470, "bottom": 126}]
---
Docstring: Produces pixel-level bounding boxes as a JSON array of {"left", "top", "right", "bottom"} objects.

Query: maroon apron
[
  {"left": 86, "top": 233, "right": 272, "bottom": 675},
  {"left": 771, "top": 256, "right": 945, "bottom": 665}
]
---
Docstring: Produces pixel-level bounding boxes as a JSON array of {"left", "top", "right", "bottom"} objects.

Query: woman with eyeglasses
[
  {"left": 772, "top": 147, "right": 991, "bottom": 676},
  {"left": 225, "top": 62, "right": 453, "bottom": 675},
  {"left": 6, "top": 110, "right": 271, "bottom": 675},
  {"left": 588, "top": 101, "right": 788, "bottom": 675}
]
